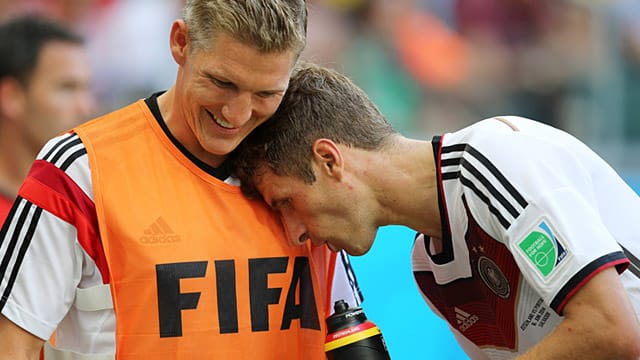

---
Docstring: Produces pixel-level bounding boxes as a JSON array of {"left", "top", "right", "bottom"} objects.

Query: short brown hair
[{"left": 231, "top": 62, "right": 396, "bottom": 199}]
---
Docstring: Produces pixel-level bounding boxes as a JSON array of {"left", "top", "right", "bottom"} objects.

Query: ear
[
  {"left": 311, "top": 139, "right": 344, "bottom": 181},
  {"left": 0, "top": 77, "right": 26, "bottom": 122},
  {"left": 169, "top": 19, "right": 189, "bottom": 66}
]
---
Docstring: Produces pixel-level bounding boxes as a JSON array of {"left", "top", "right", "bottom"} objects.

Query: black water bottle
[{"left": 324, "top": 300, "right": 391, "bottom": 359}]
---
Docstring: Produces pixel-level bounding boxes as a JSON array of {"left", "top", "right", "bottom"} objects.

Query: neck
[
  {"left": 361, "top": 136, "right": 441, "bottom": 237},
  {"left": 0, "top": 121, "right": 35, "bottom": 197}
]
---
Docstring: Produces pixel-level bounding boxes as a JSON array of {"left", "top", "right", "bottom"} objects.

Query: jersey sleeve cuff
[
  {"left": 550, "top": 251, "right": 629, "bottom": 314},
  {"left": 1, "top": 298, "right": 55, "bottom": 340}
]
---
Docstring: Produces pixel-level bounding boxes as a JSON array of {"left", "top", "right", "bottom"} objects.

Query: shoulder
[
  {"left": 20, "top": 132, "right": 93, "bottom": 207},
  {"left": 438, "top": 116, "right": 604, "bottom": 236},
  {"left": 443, "top": 116, "right": 604, "bottom": 196}
]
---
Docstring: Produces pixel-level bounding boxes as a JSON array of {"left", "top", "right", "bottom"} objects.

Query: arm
[
  {"left": 0, "top": 134, "right": 97, "bottom": 356},
  {"left": 0, "top": 315, "right": 43, "bottom": 360},
  {"left": 517, "top": 267, "right": 640, "bottom": 360}
]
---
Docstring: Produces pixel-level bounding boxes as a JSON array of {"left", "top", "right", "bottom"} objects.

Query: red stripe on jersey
[
  {"left": 0, "top": 193, "right": 13, "bottom": 223},
  {"left": 18, "top": 160, "right": 110, "bottom": 283},
  {"left": 555, "top": 258, "right": 629, "bottom": 314}
]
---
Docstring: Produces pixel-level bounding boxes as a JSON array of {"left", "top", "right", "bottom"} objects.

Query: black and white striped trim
[
  {"left": 441, "top": 143, "right": 528, "bottom": 230},
  {"left": 339, "top": 250, "right": 364, "bottom": 305},
  {"left": 0, "top": 197, "right": 43, "bottom": 312},
  {"left": 39, "top": 133, "right": 87, "bottom": 171}
]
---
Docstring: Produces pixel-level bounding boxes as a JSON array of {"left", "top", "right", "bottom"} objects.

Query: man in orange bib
[{"left": 0, "top": 1, "right": 362, "bottom": 359}]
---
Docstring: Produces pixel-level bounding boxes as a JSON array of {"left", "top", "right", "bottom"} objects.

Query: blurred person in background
[
  {"left": 232, "top": 63, "right": 640, "bottom": 360},
  {"left": 0, "top": 14, "right": 95, "bottom": 221},
  {"left": 0, "top": 1, "right": 362, "bottom": 359},
  {"left": 450, "top": 0, "right": 597, "bottom": 132}
]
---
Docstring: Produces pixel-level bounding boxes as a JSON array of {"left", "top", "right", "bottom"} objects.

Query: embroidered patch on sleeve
[{"left": 518, "top": 219, "right": 568, "bottom": 277}]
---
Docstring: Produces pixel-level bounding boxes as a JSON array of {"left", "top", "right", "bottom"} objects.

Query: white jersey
[
  {"left": 411, "top": 116, "right": 640, "bottom": 360},
  {"left": 0, "top": 97, "right": 363, "bottom": 356}
]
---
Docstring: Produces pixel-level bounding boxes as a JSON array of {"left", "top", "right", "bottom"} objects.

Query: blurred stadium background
[{"left": 2, "top": 0, "right": 639, "bottom": 358}]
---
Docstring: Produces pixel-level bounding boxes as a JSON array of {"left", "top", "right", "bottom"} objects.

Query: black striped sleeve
[
  {"left": 0, "top": 133, "right": 89, "bottom": 311},
  {"left": 0, "top": 197, "right": 43, "bottom": 312}
]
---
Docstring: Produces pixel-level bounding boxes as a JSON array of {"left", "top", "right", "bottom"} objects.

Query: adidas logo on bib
[{"left": 139, "top": 217, "right": 181, "bottom": 244}]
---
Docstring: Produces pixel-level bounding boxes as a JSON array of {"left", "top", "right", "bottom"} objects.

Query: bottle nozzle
[{"left": 333, "top": 300, "right": 350, "bottom": 314}]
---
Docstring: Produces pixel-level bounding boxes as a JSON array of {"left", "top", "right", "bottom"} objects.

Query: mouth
[
  {"left": 304, "top": 233, "right": 341, "bottom": 253},
  {"left": 206, "top": 110, "right": 234, "bottom": 129}
]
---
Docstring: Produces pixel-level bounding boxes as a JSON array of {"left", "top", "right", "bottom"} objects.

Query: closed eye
[
  {"left": 271, "top": 197, "right": 291, "bottom": 211},
  {"left": 256, "top": 90, "right": 283, "bottom": 99},
  {"left": 211, "top": 77, "right": 234, "bottom": 89},
  {"left": 204, "top": 72, "right": 235, "bottom": 89}
]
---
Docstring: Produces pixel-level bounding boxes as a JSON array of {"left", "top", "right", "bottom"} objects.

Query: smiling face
[
  {"left": 254, "top": 156, "right": 379, "bottom": 256},
  {"left": 168, "top": 21, "right": 297, "bottom": 167}
]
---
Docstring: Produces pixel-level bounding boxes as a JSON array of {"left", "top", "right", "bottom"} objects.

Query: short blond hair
[{"left": 183, "top": 0, "right": 307, "bottom": 55}]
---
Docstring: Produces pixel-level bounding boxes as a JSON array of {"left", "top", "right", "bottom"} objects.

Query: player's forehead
[{"left": 255, "top": 167, "right": 286, "bottom": 198}]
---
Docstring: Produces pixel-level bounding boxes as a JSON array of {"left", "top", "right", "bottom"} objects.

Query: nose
[
  {"left": 280, "top": 212, "right": 309, "bottom": 247},
  {"left": 69, "top": 86, "right": 96, "bottom": 124},
  {"left": 222, "top": 92, "right": 252, "bottom": 125}
]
